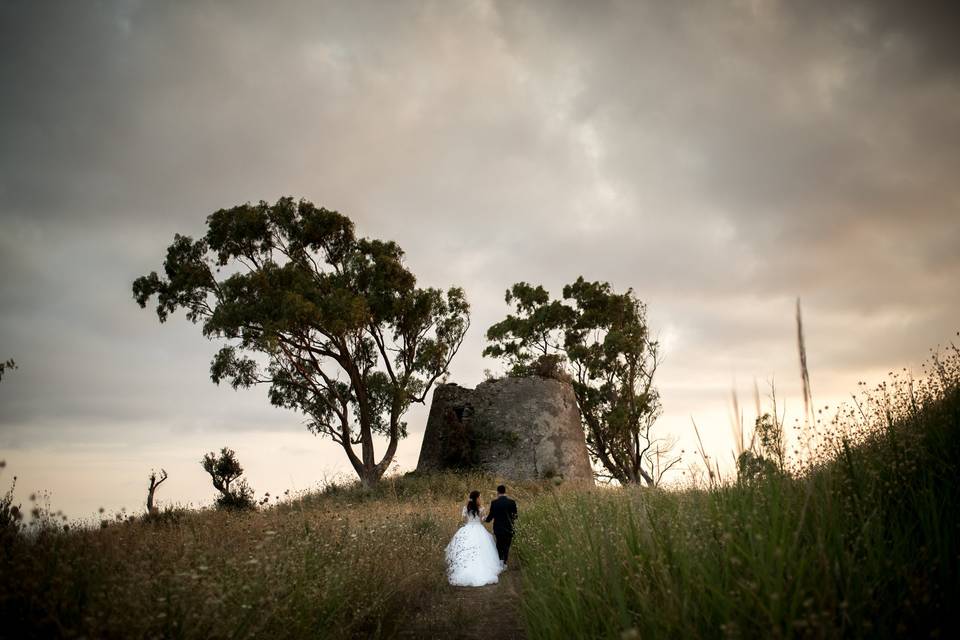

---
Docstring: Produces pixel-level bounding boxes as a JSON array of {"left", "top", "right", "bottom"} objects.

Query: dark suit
[{"left": 485, "top": 495, "right": 518, "bottom": 563}]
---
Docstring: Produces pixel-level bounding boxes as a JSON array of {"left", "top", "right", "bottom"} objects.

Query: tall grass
[
  {"left": 516, "top": 345, "right": 960, "bottom": 639},
  {"left": 0, "top": 471, "right": 553, "bottom": 639},
  {"left": 4, "top": 341, "right": 959, "bottom": 638}
]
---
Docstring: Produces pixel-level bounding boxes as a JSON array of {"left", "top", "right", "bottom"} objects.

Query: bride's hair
[{"left": 466, "top": 490, "right": 481, "bottom": 517}]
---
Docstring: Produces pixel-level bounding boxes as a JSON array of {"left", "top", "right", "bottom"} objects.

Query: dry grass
[
  {"left": 3, "top": 338, "right": 959, "bottom": 639},
  {"left": 0, "top": 472, "right": 560, "bottom": 639}
]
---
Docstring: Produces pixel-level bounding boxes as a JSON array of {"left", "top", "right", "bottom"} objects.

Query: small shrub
[
  {"left": 1, "top": 469, "right": 23, "bottom": 537},
  {"left": 143, "top": 504, "right": 189, "bottom": 526},
  {"left": 514, "top": 353, "right": 572, "bottom": 383},
  {"left": 201, "top": 447, "right": 256, "bottom": 510}
]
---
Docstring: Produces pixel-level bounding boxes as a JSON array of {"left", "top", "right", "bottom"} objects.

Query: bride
[{"left": 445, "top": 490, "right": 504, "bottom": 587}]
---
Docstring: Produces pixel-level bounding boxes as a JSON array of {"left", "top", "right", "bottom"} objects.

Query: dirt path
[{"left": 398, "top": 565, "right": 526, "bottom": 640}]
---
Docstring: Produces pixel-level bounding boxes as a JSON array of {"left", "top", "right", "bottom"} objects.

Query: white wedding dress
[{"left": 445, "top": 506, "right": 504, "bottom": 587}]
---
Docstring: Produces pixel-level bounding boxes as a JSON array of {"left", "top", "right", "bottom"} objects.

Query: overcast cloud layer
[{"left": 1, "top": 0, "right": 958, "bottom": 517}]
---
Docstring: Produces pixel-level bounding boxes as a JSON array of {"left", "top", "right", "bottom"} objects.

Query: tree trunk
[
  {"left": 358, "top": 464, "right": 385, "bottom": 488},
  {"left": 146, "top": 471, "right": 167, "bottom": 514},
  {"left": 372, "top": 414, "right": 401, "bottom": 480}
]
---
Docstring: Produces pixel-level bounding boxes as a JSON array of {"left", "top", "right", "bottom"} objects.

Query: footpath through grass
[
  {"left": 0, "top": 472, "right": 547, "bottom": 639},
  {"left": 515, "top": 349, "right": 960, "bottom": 639},
  {"left": 3, "top": 349, "right": 959, "bottom": 638}
]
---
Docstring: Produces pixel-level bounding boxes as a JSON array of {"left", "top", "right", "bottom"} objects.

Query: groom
[{"left": 485, "top": 484, "right": 518, "bottom": 566}]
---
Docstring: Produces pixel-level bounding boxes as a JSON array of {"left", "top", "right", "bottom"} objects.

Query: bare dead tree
[
  {"left": 146, "top": 469, "right": 168, "bottom": 514},
  {"left": 0, "top": 359, "right": 15, "bottom": 384}
]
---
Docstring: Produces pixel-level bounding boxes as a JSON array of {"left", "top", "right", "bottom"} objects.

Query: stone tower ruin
[{"left": 415, "top": 376, "right": 594, "bottom": 482}]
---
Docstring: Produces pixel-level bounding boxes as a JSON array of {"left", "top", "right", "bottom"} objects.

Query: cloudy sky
[{"left": 1, "top": 0, "right": 958, "bottom": 518}]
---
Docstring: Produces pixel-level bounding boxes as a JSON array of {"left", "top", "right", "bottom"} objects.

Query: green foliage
[
  {"left": 133, "top": 197, "right": 470, "bottom": 485},
  {"left": 737, "top": 412, "right": 787, "bottom": 482},
  {"left": 517, "top": 348, "right": 960, "bottom": 639},
  {"left": 735, "top": 449, "right": 780, "bottom": 482},
  {"left": 201, "top": 447, "right": 255, "bottom": 510},
  {"left": 754, "top": 412, "right": 786, "bottom": 470},
  {"left": 308, "top": 470, "right": 555, "bottom": 506},
  {"left": 525, "top": 353, "right": 570, "bottom": 382},
  {"left": 484, "top": 282, "right": 574, "bottom": 369},
  {"left": 485, "top": 277, "right": 676, "bottom": 485},
  {"left": 0, "top": 465, "right": 23, "bottom": 538}
]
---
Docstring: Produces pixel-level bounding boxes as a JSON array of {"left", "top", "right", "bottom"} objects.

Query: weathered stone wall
[{"left": 416, "top": 376, "right": 594, "bottom": 482}]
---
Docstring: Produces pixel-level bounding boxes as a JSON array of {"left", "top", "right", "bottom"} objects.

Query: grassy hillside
[
  {"left": 516, "top": 349, "right": 960, "bottom": 639},
  {"left": 2, "top": 348, "right": 958, "bottom": 639},
  {"left": 0, "top": 472, "right": 557, "bottom": 639}
]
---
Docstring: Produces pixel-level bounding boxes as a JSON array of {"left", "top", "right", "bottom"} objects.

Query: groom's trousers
[{"left": 495, "top": 532, "right": 513, "bottom": 563}]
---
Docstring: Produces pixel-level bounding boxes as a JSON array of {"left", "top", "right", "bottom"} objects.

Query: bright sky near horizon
[{"left": 2, "top": 0, "right": 959, "bottom": 519}]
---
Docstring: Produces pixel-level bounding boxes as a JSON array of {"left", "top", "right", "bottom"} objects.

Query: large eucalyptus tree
[
  {"left": 134, "top": 198, "right": 470, "bottom": 486},
  {"left": 485, "top": 278, "right": 677, "bottom": 485}
]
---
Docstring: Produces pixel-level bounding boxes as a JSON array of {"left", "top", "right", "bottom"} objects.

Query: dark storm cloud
[
  {"left": 1, "top": 0, "right": 958, "bottom": 509},
  {"left": 493, "top": 0, "right": 960, "bottom": 344},
  {"left": 784, "top": 0, "right": 960, "bottom": 80}
]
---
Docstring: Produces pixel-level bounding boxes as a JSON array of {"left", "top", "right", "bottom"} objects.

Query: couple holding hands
[{"left": 445, "top": 484, "right": 518, "bottom": 587}]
